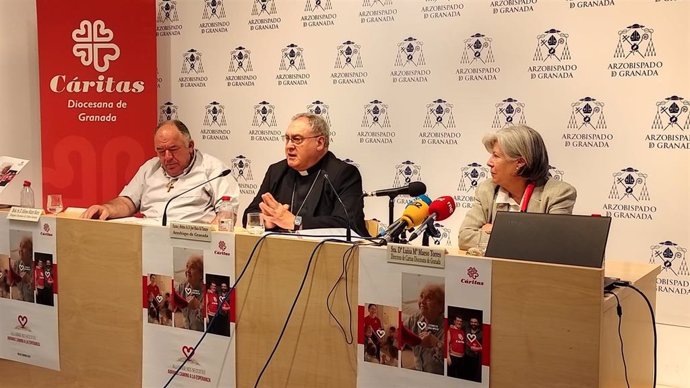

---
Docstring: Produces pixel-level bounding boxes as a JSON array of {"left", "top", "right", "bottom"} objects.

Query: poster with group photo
[
  {"left": 357, "top": 246, "right": 491, "bottom": 388},
  {"left": 0, "top": 216, "right": 60, "bottom": 370},
  {"left": 141, "top": 225, "right": 236, "bottom": 387}
]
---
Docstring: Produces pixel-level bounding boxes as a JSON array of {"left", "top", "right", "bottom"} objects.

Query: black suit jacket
[{"left": 243, "top": 152, "right": 369, "bottom": 237}]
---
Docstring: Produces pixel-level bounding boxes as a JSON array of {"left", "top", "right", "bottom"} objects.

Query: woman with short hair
[{"left": 458, "top": 125, "right": 577, "bottom": 250}]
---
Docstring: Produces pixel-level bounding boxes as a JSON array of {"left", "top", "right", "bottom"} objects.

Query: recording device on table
[
  {"left": 363, "top": 181, "right": 426, "bottom": 225},
  {"left": 377, "top": 195, "right": 430, "bottom": 245},
  {"left": 161, "top": 169, "right": 232, "bottom": 226}
]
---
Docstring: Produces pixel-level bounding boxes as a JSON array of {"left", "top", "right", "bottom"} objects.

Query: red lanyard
[{"left": 520, "top": 183, "right": 535, "bottom": 212}]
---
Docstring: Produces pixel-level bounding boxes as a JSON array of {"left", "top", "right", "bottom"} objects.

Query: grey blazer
[{"left": 458, "top": 179, "right": 577, "bottom": 249}]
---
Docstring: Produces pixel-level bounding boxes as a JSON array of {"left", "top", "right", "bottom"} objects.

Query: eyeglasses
[{"left": 283, "top": 134, "right": 321, "bottom": 145}]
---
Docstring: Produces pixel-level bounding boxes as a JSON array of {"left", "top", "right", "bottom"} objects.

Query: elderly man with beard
[{"left": 404, "top": 283, "right": 445, "bottom": 375}]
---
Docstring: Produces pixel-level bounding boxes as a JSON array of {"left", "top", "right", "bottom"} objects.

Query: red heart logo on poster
[
  {"left": 376, "top": 329, "right": 386, "bottom": 339},
  {"left": 182, "top": 346, "right": 195, "bottom": 358},
  {"left": 18, "top": 315, "right": 28, "bottom": 328},
  {"left": 417, "top": 321, "right": 427, "bottom": 331}
]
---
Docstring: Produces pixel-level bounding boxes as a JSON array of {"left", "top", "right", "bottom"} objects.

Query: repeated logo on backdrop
[
  {"left": 392, "top": 37, "right": 431, "bottom": 83},
  {"left": 332, "top": 40, "right": 367, "bottom": 85},
  {"left": 156, "top": 0, "right": 182, "bottom": 36},
  {"left": 250, "top": 101, "right": 280, "bottom": 142},
  {"left": 419, "top": 99, "right": 461, "bottom": 145},
  {"left": 529, "top": 29, "right": 577, "bottom": 79},
  {"left": 277, "top": 44, "right": 309, "bottom": 86},
  {"left": 650, "top": 241, "right": 690, "bottom": 296},
  {"left": 302, "top": 0, "right": 336, "bottom": 27},
  {"left": 200, "top": 101, "right": 230, "bottom": 141},
  {"left": 455, "top": 162, "right": 489, "bottom": 209},
  {"left": 492, "top": 98, "right": 527, "bottom": 128},
  {"left": 647, "top": 96, "right": 690, "bottom": 149},
  {"left": 359, "top": 100, "right": 394, "bottom": 144},
  {"left": 249, "top": 0, "right": 281, "bottom": 30},
  {"left": 563, "top": 97, "right": 613, "bottom": 149},
  {"left": 457, "top": 33, "right": 500, "bottom": 82},
  {"left": 490, "top": 0, "right": 537, "bottom": 14},
  {"left": 226, "top": 46, "right": 256, "bottom": 87},
  {"left": 306, "top": 100, "right": 336, "bottom": 140},
  {"left": 421, "top": 1, "right": 463, "bottom": 19},
  {"left": 159, "top": 102, "right": 179, "bottom": 122},
  {"left": 231, "top": 155, "right": 258, "bottom": 195},
  {"left": 609, "top": 23, "right": 662, "bottom": 77},
  {"left": 179, "top": 49, "right": 207, "bottom": 87},
  {"left": 360, "top": 0, "right": 396, "bottom": 24},
  {"left": 393, "top": 161, "right": 422, "bottom": 186},
  {"left": 604, "top": 167, "right": 655, "bottom": 220},
  {"left": 199, "top": 0, "right": 230, "bottom": 34}
]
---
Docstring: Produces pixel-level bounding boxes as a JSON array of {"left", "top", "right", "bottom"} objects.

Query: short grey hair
[
  {"left": 291, "top": 112, "right": 330, "bottom": 146},
  {"left": 482, "top": 125, "right": 550, "bottom": 183},
  {"left": 156, "top": 120, "right": 192, "bottom": 145}
]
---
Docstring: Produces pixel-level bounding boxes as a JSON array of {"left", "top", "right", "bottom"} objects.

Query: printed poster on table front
[
  {"left": 0, "top": 216, "right": 60, "bottom": 370},
  {"left": 141, "top": 225, "right": 236, "bottom": 387},
  {"left": 357, "top": 245, "right": 491, "bottom": 388}
]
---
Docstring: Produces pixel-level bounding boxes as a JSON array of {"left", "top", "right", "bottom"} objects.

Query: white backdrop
[{"left": 155, "top": 0, "right": 689, "bottom": 386}]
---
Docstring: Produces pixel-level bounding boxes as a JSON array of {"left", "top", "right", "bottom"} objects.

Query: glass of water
[
  {"left": 246, "top": 212, "right": 265, "bottom": 235},
  {"left": 46, "top": 194, "right": 64, "bottom": 214}
]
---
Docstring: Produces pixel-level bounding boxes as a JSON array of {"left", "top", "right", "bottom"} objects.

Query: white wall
[{"left": 0, "top": 0, "right": 42, "bottom": 205}]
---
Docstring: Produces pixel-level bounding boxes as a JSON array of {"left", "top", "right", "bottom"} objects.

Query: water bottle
[
  {"left": 217, "top": 196, "right": 235, "bottom": 232},
  {"left": 20, "top": 180, "right": 35, "bottom": 208}
]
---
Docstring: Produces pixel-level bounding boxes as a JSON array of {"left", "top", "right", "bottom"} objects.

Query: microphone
[
  {"left": 364, "top": 181, "right": 426, "bottom": 198},
  {"left": 322, "top": 171, "right": 352, "bottom": 242},
  {"left": 379, "top": 196, "right": 430, "bottom": 244},
  {"left": 161, "top": 169, "right": 232, "bottom": 226},
  {"left": 408, "top": 196, "right": 456, "bottom": 242}
]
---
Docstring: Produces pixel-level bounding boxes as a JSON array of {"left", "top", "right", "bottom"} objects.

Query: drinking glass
[
  {"left": 477, "top": 231, "right": 491, "bottom": 256},
  {"left": 246, "top": 212, "right": 265, "bottom": 235},
  {"left": 46, "top": 194, "right": 64, "bottom": 214}
]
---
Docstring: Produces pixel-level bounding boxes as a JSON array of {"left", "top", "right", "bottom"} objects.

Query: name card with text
[
  {"left": 170, "top": 222, "right": 212, "bottom": 242},
  {"left": 387, "top": 243, "right": 446, "bottom": 268}
]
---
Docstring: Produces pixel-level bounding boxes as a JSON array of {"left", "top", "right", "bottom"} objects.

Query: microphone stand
[
  {"left": 420, "top": 219, "right": 441, "bottom": 247},
  {"left": 323, "top": 172, "right": 352, "bottom": 242},
  {"left": 387, "top": 195, "right": 396, "bottom": 227}
]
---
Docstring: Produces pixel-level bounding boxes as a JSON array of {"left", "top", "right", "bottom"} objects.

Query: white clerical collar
[{"left": 298, "top": 170, "right": 309, "bottom": 176}]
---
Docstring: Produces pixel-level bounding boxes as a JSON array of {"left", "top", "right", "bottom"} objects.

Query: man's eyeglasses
[{"left": 283, "top": 134, "right": 321, "bottom": 145}]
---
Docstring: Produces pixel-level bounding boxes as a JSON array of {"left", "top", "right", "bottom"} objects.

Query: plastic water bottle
[
  {"left": 20, "top": 180, "right": 35, "bottom": 208},
  {"left": 217, "top": 196, "right": 235, "bottom": 232}
]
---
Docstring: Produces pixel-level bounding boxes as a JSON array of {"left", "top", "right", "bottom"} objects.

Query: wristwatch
[{"left": 293, "top": 215, "right": 303, "bottom": 231}]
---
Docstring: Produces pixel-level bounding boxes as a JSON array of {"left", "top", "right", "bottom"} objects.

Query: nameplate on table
[
  {"left": 170, "top": 222, "right": 212, "bottom": 242},
  {"left": 7, "top": 207, "right": 43, "bottom": 222},
  {"left": 387, "top": 243, "right": 446, "bottom": 269}
]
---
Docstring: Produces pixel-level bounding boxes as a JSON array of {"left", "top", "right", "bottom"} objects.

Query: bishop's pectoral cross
[{"left": 166, "top": 178, "right": 178, "bottom": 192}]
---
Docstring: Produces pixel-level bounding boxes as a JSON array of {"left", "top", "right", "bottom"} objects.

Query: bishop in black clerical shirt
[{"left": 242, "top": 113, "right": 369, "bottom": 237}]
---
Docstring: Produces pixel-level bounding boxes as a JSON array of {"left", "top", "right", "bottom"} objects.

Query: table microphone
[
  {"left": 322, "top": 171, "right": 352, "bottom": 242},
  {"left": 363, "top": 181, "right": 426, "bottom": 198},
  {"left": 161, "top": 169, "right": 232, "bottom": 226},
  {"left": 408, "top": 196, "right": 456, "bottom": 242}
]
